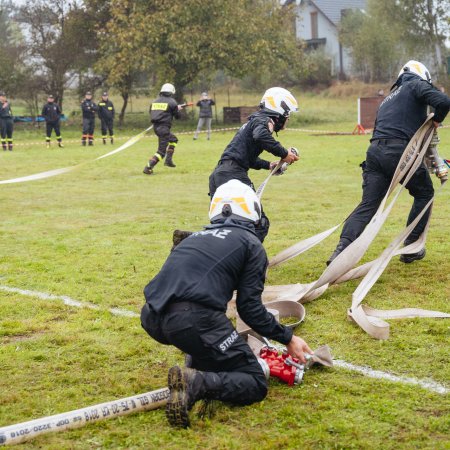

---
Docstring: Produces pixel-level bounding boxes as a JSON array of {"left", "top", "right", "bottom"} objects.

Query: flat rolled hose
[{"left": 237, "top": 300, "right": 305, "bottom": 336}]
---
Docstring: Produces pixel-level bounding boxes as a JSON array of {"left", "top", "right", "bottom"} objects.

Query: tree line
[{"left": 0, "top": 0, "right": 448, "bottom": 123}]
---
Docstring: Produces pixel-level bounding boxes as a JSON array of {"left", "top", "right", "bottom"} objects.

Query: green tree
[
  {"left": 93, "top": 0, "right": 304, "bottom": 120},
  {"left": 0, "top": 0, "right": 26, "bottom": 96},
  {"left": 17, "top": 0, "right": 97, "bottom": 108},
  {"left": 340, "top": 0, "right": 449, "bottom": 83}
]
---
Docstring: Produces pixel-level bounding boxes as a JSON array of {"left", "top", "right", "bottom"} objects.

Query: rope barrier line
[
  {"left": 263, "top": 115, "right": 449, "bottom": 339},
  {"left": 3, "top": 126, "right": 242, "bottom": 148}
]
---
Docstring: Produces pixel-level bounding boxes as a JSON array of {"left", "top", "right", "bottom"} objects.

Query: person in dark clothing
[
  {"left": 81, "top": 91, "right": 98, "bottom": 146},
  {"left": 208, "top": 87, "right": 300, "bottom": 242},
  {"left": 193, "top": 92, "right": 215, "bottom": 140},
  {"left": 143, "top": 83, "right": 181, "bottom": 175},
  {"left": 327, "top": 60, "right": 450, "bottom": 266},
  {"left": 98, "top": 92, "right": 115, "bottom": 145},
  {"left": 41, "top": 95, "right": 63, "bottom": 148},
  {"left": 0, "top": 92, "right": 14, "bottom": 151},
  {"left": 141, "top": 179, "right": 312, "bottom": 428}
]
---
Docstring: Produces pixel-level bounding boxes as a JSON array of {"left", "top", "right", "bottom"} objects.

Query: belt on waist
[
  {"left": 371, "top": 138, "right": 409, "bottom": 145},
  {"left": 165, "top": 301, "right": 213, "bottom": 313},
  {"left": 218, "top": 159, "right": 241, "bottom": 167}
]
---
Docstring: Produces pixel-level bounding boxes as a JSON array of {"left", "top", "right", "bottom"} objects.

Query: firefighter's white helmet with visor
[
  {"left": 161, "top": 83, "right": 176, "bottom": 94},
  {"left": 398, "top": 60, "right": 431, "bottom": 83},
  {"left": 209, "top": 180, "right": 261, "bottom": 224},
  {"left": 260, "top": 87, "right": 299, "bottom": 118}
]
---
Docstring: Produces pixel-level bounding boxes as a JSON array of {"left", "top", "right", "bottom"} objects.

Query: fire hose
[
  {"left": 257, "top": 115, "right": 449, "bottom": 339},
  {"left": 0, "top": 302, "right": 330, "bottom": 446},
  {"left": 0, "top": 125, "right": 154, "bottom": 185}
]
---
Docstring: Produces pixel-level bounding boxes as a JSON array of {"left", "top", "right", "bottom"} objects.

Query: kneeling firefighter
[
  {"left": 208, "top": 87, "right": 300, "bottom": 242},
  {"left": 141, "top": 179, "right": 312, "bottom": 428}
]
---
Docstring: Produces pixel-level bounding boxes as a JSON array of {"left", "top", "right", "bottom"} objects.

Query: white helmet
[
  {"left": 398, "top": 60, "right": 431, "bottom": 83},
  {"left": 160, "top": 83, "right": 176, "bottom": 94},
  {"left": 260, "top": 87, "right": 299, "bottom": 118},
  {"left": 209, "top": 180, "right": 261, "bottom": 223}
]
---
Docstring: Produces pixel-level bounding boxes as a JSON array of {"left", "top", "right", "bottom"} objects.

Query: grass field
[{"left": 0, "top": 109, "right": 449, "bottom": 449}]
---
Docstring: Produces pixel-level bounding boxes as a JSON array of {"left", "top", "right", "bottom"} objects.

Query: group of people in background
[
  {"left": 1, "top": 89, "right": 215, "bottom": 154},
  {"left": 80, "top": 91, "right": 115, "bottom": 147}
]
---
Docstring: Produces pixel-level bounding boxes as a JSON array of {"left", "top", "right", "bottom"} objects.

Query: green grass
[{"left": 0, "top": 109, "right": 449, "bottom": 449}]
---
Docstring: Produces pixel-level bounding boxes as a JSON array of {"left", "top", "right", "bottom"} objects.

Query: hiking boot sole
[
  {"left": 166, "top": 366, "right": 190, "bottom": 428},
  {"left": 400, "top": 248, "right": 426, "bottom": 264}
]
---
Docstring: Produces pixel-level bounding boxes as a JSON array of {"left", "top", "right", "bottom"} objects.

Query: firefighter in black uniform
[
  {"left": 41, "top": 95, "right": 63, "bottom": 148},
  {"left": 327, "top": 60, "right": 450, "bottom": 266},
  {"left": 0, "top": 91, "right": 14, "bottom": 151},
  {"left": 143, "top": 83, "right": 181, "bottom": 175},
  {"left": 81, "top": 91, "right": 98, "bottom": 146},
  {"left": 98, "top": 91, "right": 115, "bottom": 145},
  {"left": 208, "top": 87, "right": 300, "bottom": 242},
  {"left": 141, "top": 179, "right": 312, "bottom": 428}
]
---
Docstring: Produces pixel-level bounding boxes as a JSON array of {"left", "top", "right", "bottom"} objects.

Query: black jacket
[
  {"left": 143, "top": 220, "right": 293, "bottom": 345},
  {"left": 220, "top": 110, "right": 288, "bottom": 170},
  {"left": 0, "top": 101, "right": 13, "bottom": 119},
  {"left": 98, "top": 99, "right": 115, "bottom": 121},
  {"left": 150, "top": 94, "right": 179, "bottom": 126},
  {"left": 197, "top": 99, "right": 215, "bottom": 118},
  {"left": 41, "top": 102, "right": 61, "bottom": 123},
  {"left": 373, "top": 73, "right": 450, "bottom": 141},
  {"left": 81, "top": 99, "right": 98, "bottom": 119}
]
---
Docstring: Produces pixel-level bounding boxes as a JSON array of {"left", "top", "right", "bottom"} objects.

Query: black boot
[
  {"left": 2, "top": 142, "right": 6, "bottom": 151},
  {"left": 166, "top": 366, "right": 222, "bottom": 428},
  {"left": 164, "top": 148, "right": 176, "bottom": 167},
  {"left": 102, "top": 138, "right": 107, "bottom": 145},
  {"left": 8, "top": 143, "right": 12, "bottom": 151},
  {"left": 143, "top": 156, "right": 159, "bottom": 175},
  {"left": 326, "top": 240, "right": 350, "bottom": 266},
  {"left": 82, "top": 138, "right": 86, "bottom": 147},
  {"left": 110, "top": 136, "right": 114, "bottom": 145},
  {"left": 400, "top": 247, "right": 426, "bottom": 264},
  {"left": 172, "top": 230, "right": 193, "bottom": 251}
]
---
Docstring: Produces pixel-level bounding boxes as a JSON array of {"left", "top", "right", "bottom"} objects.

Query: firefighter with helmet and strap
[
  {"left": 141, "top": 179, "right": 312, "bottom": 428},
  {"left": 173, "top": 87, "right": 300, "bottom": 248},
  {"left": 144, "top": 83, "right": 182, "bottom": 175},
  {"left": 327, "top": 60, "right": 450, "bottom": 266}
]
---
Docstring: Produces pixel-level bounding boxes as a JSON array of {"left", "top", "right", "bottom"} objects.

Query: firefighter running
[
  {"left": 81, "top": 91, "right": 98, "bottom": 146},
  {"left": 98, "top": 91, "right": 115, "bottom": 145},
  {"left": 208, "top": 87, "right": 300, "bottom": 242},
  {"left": 327, "top": 60, "right": 450, "bottom": 266},
  {"left": 41, "top": 95, "right": 63, "bottom": 148},
  {"left": 143, "top": 83, "right": 182, "bottom": 175},
  {"left": 141, "top": 180, "right": 312, "bottom": 428},
  {"left": 0, "top": 91, "right": 14, "bottom": 151}
]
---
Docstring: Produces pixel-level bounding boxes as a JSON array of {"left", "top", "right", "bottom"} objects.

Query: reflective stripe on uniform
[{"left": 151, "top": 103, "right": 168, "bottom": 111}]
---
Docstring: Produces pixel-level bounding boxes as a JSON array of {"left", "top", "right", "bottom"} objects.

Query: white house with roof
[{"left": 282, "top": 0, "right": 367, "bottom": 77}]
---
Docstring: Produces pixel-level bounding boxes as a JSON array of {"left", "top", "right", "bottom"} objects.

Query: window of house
[{"left": 310, "top": 12, "right": 318, "bottom": 39}]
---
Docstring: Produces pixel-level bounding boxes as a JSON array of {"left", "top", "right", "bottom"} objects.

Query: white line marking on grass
[
  {"left": 1, "top": 286, "right": 447, "bottom": 395},
  {"left": 0, "top": 285, "right": 139, "bottom": 318},
  {"left": 334, "top": 360, "right": 448, "bottom": 395}
]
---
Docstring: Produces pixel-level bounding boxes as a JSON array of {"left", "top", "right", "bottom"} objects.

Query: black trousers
[
  {"left": 101, "top": 118, "right": 114, "bottom": 137},
  {"left": 154, "top": 124, "right": 178, "bottom": 157},
  {"left": 82, "top": 118, "right": 95, "bottom": 136},
  {"left": 209, "top": 160, "right": 270, "bottom": 242},
  {"left": 46, "top": 121, "right": 61, "bottom": 140},
  {"left": 341, "top": 141, "right": 434, "bottom": 245},
  {"left": 140, "top": 302, "right": 267, "bottom": 405},
  {"left": 0, "top": 118, "right": 13, "bottom": 140}
]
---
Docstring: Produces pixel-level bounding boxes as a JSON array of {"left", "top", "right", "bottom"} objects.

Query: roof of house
[{"left": 310, "top": 0, "right": 366, "bottom": 25}]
